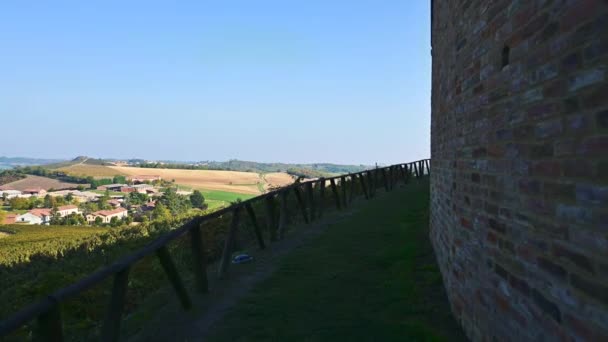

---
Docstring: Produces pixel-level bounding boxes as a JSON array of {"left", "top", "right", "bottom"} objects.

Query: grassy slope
[{"left": 207, "top": 180, "right": 466, "bottom": 341}]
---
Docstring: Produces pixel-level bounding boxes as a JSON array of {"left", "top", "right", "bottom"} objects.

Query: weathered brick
[
  {"left": 531, "top": 160, "right": 561, "bottom": 177},
  {"left": 582, "top": 82, "right": 608, "bottom": 109},
  {"left": 552, "top": 243, "right": 595, "bottom": 274},
  {"left": 430, "top": 1, "right": 607, "bottom": 339},
  {"left": 570, "top": 273, "right": 608, "bottom": 306},
  {"left": 536, "top": 119, "right": 563, "bottom": 138},
  {"left": 531, "top": 289, "right": 562, "bottom": 323},
  {"left": 568, "top": 68, "right": 605, "bottom": 92},
  {"left": 597, "top": 110, "right": 608, "bottom": 129},
  {"left": 575, "top": 184, "right": 608, "bottom": 206},
  {"left": 537, "top": 257, "right": 567, "bottom": 280},
  {"left": 563, "top": 159, "right": 593, "bottom": 178},
  {"left": 564, "top": 314, "right": 608, "bottom": 342},
  {"left": 542, "top": 182, "right": 575, "bottom": 201},
  {"left": 556, "top": 204, "right": 593, "bottom": 224},
  {"left": 518, "top": 179, "right": 541, "bottom": 195},
  {"left": 577, "top": 136, "right": 608, "bottom": 156},
  {"left": 560, "top": 52, "right": 581, "bottom": 72}
]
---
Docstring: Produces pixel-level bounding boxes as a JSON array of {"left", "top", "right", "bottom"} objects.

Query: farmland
[
  {"left": 0, "top": 175, "right": 83, "bottom": 191},
  {"left": 108, "top": 166, "right": 293, "bottom": 194},
  {"left": 54, "top": 164, "right": 295, "bottom": 195}
]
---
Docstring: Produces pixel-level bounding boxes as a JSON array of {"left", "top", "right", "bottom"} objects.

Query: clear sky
[{"left": 0, "top": 1, "right": 431, "bottom": 165}]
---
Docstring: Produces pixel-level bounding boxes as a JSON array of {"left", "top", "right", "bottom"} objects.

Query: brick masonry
[{"left": 430, "top": 0, "right": 608, "bottom": 340}]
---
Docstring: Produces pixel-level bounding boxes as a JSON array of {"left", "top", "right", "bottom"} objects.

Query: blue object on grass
[{"left": 232, "top": 254, "right": 254, "bottom": 264}]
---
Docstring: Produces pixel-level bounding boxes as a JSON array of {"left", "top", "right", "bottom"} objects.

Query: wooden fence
[{"left": 0, "top": 159, "right": 430, "bottom": 341}]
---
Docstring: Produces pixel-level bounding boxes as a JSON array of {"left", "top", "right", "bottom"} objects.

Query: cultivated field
[
  {"left": 108, "top": 166, "right": 294, "bottom": 195},
  {"left": 0, "top": 175, "right": 83, "bottom": 191},
  {"left": 57, "top": 164, "right": 126, "bottom": 178},
  {"left": 263, "top": 172, "right": 295, "bottom": 190}
]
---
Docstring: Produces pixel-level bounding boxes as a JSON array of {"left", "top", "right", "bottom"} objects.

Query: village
[{"left": 0, "top": 175, "right": 200, "bottom": 226}]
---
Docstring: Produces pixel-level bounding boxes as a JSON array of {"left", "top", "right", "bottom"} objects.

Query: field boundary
[{"left": 0, "top": 159, "right": 431, "bottom": 341}]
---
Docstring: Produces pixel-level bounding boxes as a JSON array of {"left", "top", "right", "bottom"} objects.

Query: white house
[
  {"left": 0, "top": 190, "right": 22, "bottom": 199},
  {"left": 56, "top": 205, "right": 80, "bottom": 217},
  {"left": 132, "top": 184, "right": 154, "bottom": 194},
  {"left": 87, "top": 207, "right": 128, "bottom": 224},
  {"left": 16, "top": 208, "right": 53, "bottom": 225}
]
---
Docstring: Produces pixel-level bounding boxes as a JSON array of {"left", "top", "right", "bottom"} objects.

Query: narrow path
[{"left": 129, "top": 179, "right": 465, "bottom": 341}]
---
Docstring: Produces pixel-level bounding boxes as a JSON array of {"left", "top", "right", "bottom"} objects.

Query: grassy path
[{"left": 205, "top": 180, "right": 466, "bottom": 341}]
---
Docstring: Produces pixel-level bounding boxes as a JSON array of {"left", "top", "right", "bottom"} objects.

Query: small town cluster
[{"left": 0, "top": 175, "right": 197, "bottom": 226}]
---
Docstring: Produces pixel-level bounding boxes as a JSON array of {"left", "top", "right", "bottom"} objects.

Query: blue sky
[{"left": 0, "top": 1, "right": 431, "bottom": 165}]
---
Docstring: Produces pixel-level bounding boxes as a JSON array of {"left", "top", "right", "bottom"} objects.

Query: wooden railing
[{"left": 0, "top": 159, "right": 430, "bottom": 341}]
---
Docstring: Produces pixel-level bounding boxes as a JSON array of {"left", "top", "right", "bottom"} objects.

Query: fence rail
[{"left": 0, "top": 159, "right": 431, "bottom": 341}]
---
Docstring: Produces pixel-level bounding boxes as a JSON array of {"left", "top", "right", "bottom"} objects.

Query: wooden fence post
[
  {"left": 367, "top": 171, "right": 375, "bottom": 197},
  {"left": 329, "top": 178, "right": 341, "bottom": 210},
  {"left": 277, "top": 190, "right": 289, "bottom": 239},
  {"left": 101, "top": 267, "right": 130, "bottom": 342},
  {"left": 306, "top": 182, "right": 315, "bottom": 221},
  {"left": 37, "top": 301, "right": 63, "bottom": 342},
  {"left": 265, "top": 196, "right": 277, "bottom": 242},
  {"left": 245, "top": 203, "right": 265, "bottom": 250},
  {"left": 348, "top": 175, "right": 355, "bottom": 204},
  {"left": 156, "top": 246, "right": 192, "bottom": 310},
  {"left": 293, "top": 186, "right": 309, "bottom": 224},
  {"left": 218, "top": 207, "right": 241, "bottom": 279},
  {"left": 189, "top": 223, "right": 209, "bottom": 294},
  {"left": 340, "top": 176, "right": 347, "bottom": 208},
  {"left": 359, "top": 173, "right": 369, "bottom": 199},
  {"left": 318, "top": 179, "right": 325, "bottom": 218},
  {"left": 399, "top": 164, "right": 407, "bottom": 184},
  {"left": 381, "top": 168, "right": 389, "bottom": 192}
]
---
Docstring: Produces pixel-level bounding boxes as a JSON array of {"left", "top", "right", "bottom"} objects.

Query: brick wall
[{"left": 430, "top": 0, "right": 608, "bottom": 340}]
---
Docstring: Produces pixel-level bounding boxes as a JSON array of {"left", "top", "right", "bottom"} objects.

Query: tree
[
  {"left": 113, "top": 175, "right": 126, "bottom": 184},
  {"left": 43, "top": 194, "right": 56, "bottom": 208},
  {"left": 98, "top": 193, "right": 110, "bottom": 210},
  {"left": 65, "top": 193, "right": 74, "bottom": 203},
  {"left": 10, "top": 197, "right": 31, "bottom": 210},
  {"left": 94, "top": 216, "right": 103, "bottom": 226},
  {"left": 110, "top": 216, "right": 119, "bottom": 227},
  {"left": 152, "top": 202, "right": 171, "bottom": 221},
  {"left": 189, "top": 190, "right": 205, "bottom": 208}
]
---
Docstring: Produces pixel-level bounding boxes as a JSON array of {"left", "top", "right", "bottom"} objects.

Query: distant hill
[
  {"left": 204, "top": 160, "right": 371, "bottom": 177},
  {"left": 43, "top": 156, "right": 110, "bottom": 169},
  {"left": 0, "top": 157, "right": 65, "bottom": 170},
  {"left": 7, "top": 155, "right": 371, "bottom": 179}
]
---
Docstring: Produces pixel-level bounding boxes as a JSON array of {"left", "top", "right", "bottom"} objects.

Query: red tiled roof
[
  {"left": 91, "top": 207, "right": 127, "bottom": 217},
  {"left": 28, "top": 208, "right": 52, "bottom": 217},
  {"left": 2, "top": 214, "right": 17, "bottom": 224}
]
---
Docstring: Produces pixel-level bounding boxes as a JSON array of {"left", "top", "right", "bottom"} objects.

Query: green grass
[
  {"left": 207, "top": 180, "right": 466, "bottom": 341},
  {"left": 200, "top": 190, "right": 255, "bottom": 203}
]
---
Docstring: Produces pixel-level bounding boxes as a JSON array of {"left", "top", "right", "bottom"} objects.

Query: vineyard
[{"left": 0, "top": 203, "right": 274, "bottom": 340}]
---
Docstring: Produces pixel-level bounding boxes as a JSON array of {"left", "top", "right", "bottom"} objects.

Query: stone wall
[{"left": 430, "top": 0, "right": 608, "bottom": 340}]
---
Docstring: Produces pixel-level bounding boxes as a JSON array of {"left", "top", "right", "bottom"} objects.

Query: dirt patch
[
  {"left": 0, "top": 232, "right": 9, "bottom": 239},
  {"left": 57, "top": 164, "right": 126, "bottom": 178},
  {"left": 0, "top": 175, "right": 83, "bottom": 191},
  {"left": 263, "top": 172, "right": 295, "bottom": 190}
]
